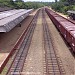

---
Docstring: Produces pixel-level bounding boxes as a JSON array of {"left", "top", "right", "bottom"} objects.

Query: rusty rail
[{"left": 42, "top": 8, "right": 65, "bottom": 75}]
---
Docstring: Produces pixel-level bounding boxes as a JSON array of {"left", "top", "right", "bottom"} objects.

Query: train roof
[{"left": 0, "top": 9, "right": 33, "bottom": 32}]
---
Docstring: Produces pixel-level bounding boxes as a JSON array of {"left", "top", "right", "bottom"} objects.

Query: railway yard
[{"left": 0, "top": 7, "right": 75, "bottom": 75}]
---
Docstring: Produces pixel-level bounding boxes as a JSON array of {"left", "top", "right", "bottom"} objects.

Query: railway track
[
  {"left": 6, "top": 9, "right": 40, "bottom": 75},
  {"left": 42, "top": 8, "right": 65, "bottom": 75}
]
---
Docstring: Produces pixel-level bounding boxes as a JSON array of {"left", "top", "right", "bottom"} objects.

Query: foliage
[
  {"left": 0, "top": 0, "right": 15, "bottom": 8},
  {"left": 51, "top": 0, "right": 75, "bottom": 14},
  {"left": 0, "top": 0, "right": 51, "bottom": 9},
  {"left": 24, "top": 2, "right": 45, "bottom": 9},
  {"left": 51, "top": 2, "right": 64, "bottom": 12},
  {"left": 14, "top": 1, "right": 25, "bottom": 9}
]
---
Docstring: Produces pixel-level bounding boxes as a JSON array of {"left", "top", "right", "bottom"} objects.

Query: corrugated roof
[{"left": 0, "top": 9, "right": 33, "bottom": 32}]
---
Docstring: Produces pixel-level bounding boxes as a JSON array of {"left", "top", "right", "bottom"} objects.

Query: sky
[{"left": 23, "top": 0, "right": 55, "bottom": 2}]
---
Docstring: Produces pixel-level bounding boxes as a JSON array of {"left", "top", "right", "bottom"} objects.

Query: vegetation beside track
[
  {"left": 0, "top": 0, "right": 75, "bottom": 14},
  {"left": 51, "top": 0, "right": 75, "bottom": 14}
]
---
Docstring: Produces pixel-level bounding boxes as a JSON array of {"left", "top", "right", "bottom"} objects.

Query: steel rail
[
  {"left": 5, "top": 10, "right": 40, "bottom": 75},
  {"left": 0, "top": 10, "right": 39, "bottom": 74},
  {"left": 42, "top": 8, "right": 65, "bottom": 75}
]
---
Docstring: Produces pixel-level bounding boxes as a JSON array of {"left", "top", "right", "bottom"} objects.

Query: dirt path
[{"left": 45, "top": 10, "right": 75, "bottom": 75}]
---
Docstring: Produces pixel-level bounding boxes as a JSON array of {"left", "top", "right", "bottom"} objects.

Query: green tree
[{"left": 60, "top": 0, "right": 75, "bottom": 4}]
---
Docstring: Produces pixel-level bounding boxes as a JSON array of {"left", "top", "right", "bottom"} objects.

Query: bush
[
  {"left": 51, "top": 2, "right": 64, "bottom": 12},
  {"left": 51, "top": 2, "right": 75, "bottom": 14}
]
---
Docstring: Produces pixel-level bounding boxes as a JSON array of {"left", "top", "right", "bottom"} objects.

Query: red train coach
[{"left": 45, "top": 8, "right": 75, "bottom": 52}]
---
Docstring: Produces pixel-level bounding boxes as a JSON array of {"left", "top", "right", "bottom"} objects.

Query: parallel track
[
  {"left": 6, "top": 9, "right": 40, "bottom": 75},
  {"left": 42, "top": 9, "right": 65, "bottom": 75},
  {"left": 1, "top": 8, "right": 67, "bottom": 75}
]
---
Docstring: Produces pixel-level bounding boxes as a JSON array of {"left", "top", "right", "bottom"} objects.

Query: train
[{"left": 45, "top": 8, "right": 75, "bottom": 52}]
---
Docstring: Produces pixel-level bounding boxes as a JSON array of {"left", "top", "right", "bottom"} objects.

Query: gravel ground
[
  {"left": 22, "top": 9, "right": 75, "bottom": 75},
  {"left": 45, "top": 11, "right": 75, "bottom": 75}
]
